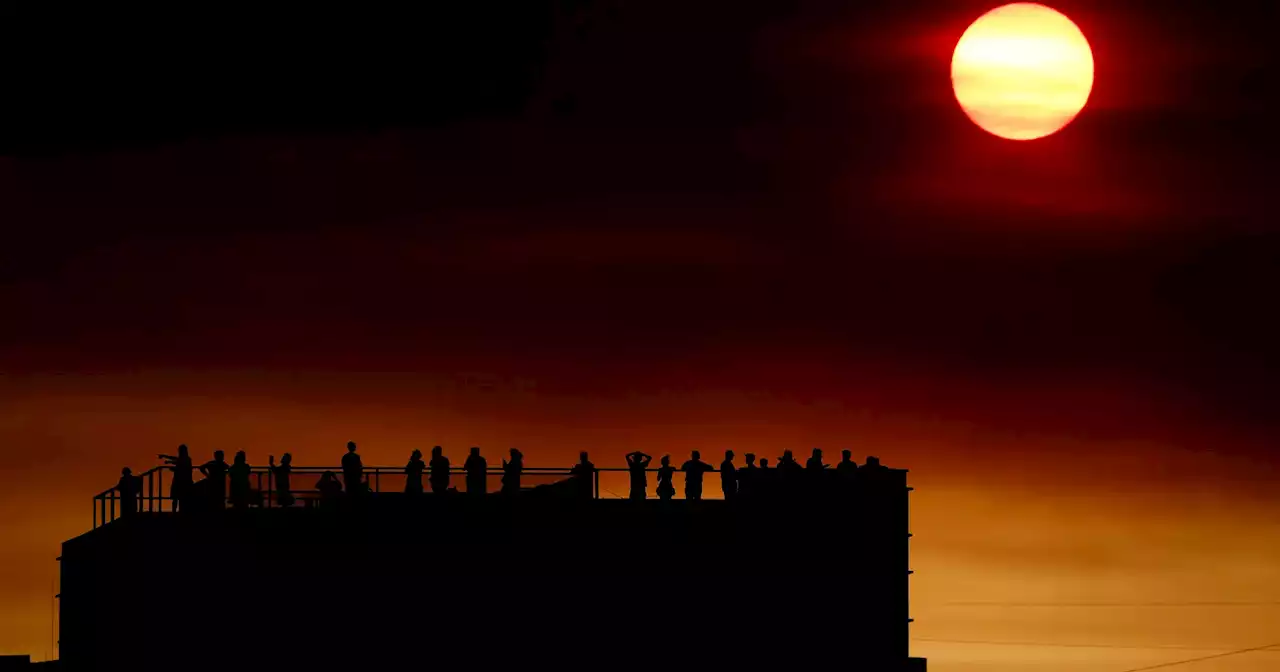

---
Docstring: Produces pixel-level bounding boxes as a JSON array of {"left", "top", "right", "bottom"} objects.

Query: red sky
[{"left": 1, "top": 0, "right": 1276, "bottom": 668}]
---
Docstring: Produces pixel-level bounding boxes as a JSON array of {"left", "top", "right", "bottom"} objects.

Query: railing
[
  {"left": 92, "top": 465, "right": 592, "bottom": 528},
  {"left": 92, "top": 465, "right": 676, "bottom": 528},
  {"left": 92, "top": 462, "right": 908, "bottom": 529}
]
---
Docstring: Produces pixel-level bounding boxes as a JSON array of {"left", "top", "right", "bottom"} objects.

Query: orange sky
[{"left": 2, "top": 368, "right": 1277, "bottom": 669}]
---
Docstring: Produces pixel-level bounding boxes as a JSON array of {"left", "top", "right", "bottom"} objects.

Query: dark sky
[{"left": 2, "top": 0, "right": 1274, "bottom": 434}]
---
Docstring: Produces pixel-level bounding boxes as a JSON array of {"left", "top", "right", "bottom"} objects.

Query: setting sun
[{"left": 951, "top": 3, "right": 1095, "bottom": 140}]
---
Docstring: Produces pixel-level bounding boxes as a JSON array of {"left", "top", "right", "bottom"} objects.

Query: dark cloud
[{"left": 0, "top": 0, "right": 1273, "bottom": 433}]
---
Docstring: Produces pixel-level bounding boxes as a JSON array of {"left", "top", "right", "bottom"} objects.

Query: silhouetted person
[
  {"left": 429, "top": 446, "right": 450, "bottom": 494},
  {"left": 405, "top": 449, "right": 426, "bottom": 495},
  {"left": 316, "top": 471, "right": 343, "bottom": 504},
  {"left": 720, "top": 450, "right": 738, "bottom": 500},
  {"left": 777, "top": 450, "right": 802, "bottom": 476},
  {"left": 836, "top": 450, "right": 858, "bottom": 485},
  {"left": 757, "top": 458, "right": 773, "bottom": 493},
  {"left": 860, "top": 455, "right": 887, "bottom": 485},
  {"left": 570, "top": 451, "right": 596, "bottom": 499},
  {"left": 502, "top": 448, "right": 523, "bottom": 494},
  {"left": 681, "top": 451, "right": 713, "bottom": 500},
  {"left": 738, "top": 453, "right": 758, "bottom": 497},
  {"left": 464, "top": 447, "right": 487, "bottom": 495},
  {"left": 777, "top": 450, "right": 802, "bottom": 494},
  {"left": 625, "top": 451, "right": 652, "bottom": 500},
  {"left": 656, "top": 455, "right": 676, "bottom": 501},
  {"left": 806, "top": 448, "right": 826, "bottom": 471},
  {"left": 199, "top": 450, "right": 229, "bottom": 509},
  {"left": 342, "top": 442, "right": 364, "bottom": 495},
  {"left": 117, "top": 467, "right": 142, "bottom": 518},
  {"left": 158, "top": 444, "right": 193, "bottom": 512},
  {"left": 229, "top": 451, "right": 252, "bottom": 509},
  {"left": 270, "top": 453, "right": 295, "bottom": 507}
]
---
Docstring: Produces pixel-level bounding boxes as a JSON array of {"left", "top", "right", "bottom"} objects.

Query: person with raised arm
[
  {"left": 625, "top": 451, "right": 652, "bottom": 500},
  {"left": 158, "top": 444, "right": 194, "bottom": 512},
  {"left": 316, "top": 471, "right": 343, "bottom": 505},
  {"left": 777, "top": 449, "right": 802, "bottom": 476},
  {"left": 501, "top": 448, "right": 524, "bottom": 494}
]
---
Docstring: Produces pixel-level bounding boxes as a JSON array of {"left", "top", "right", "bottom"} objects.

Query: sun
[{"left": 951, "top": 3, "right": 1095, "bottom": 140}]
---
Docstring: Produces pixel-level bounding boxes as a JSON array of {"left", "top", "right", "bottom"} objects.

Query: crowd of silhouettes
[{"left": 111, "top": 443, "right": 893, "bottom": 514}]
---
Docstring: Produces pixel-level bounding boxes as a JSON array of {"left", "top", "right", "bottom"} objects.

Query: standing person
[
  {"left": 570, "top": 451, "right": 596, "bottom": 499},
  {"left": 720, "top": 450, "right": 738, "bottom": 501},
  {"left": 405, "top": 449, "right": 426, "bottom": 495},
  {"left": 777, "top": 449, "right": 802, "bottom": 494},
  {"left": 270, "top": 454, "right": 295, "bottom": 507},
  {"left": 836, "top": 450, "right": 858, "bottom": 486},
  {"left": 199, "top": 450, "right": 229, "bottom": 509},
  {"left": 777, "top": 450, "right": 802, "bottom": 475},
  {"left": 656, "top": 456, "right": 676, "bottom": 501},
  {"left": 429, "top": 446, "right": 450, "bottom": 494},
  {"left": 501, "top": 448, "right": 524, "bottom": 494},
  {"left": 341, "top": 442, "right": 364, "bottom": 495},
  {"left": 860, "top": 456, "right": 887, "bottom": 483},
  {"left": 738, "top": 453, "right": 758, "bottom": 498},
  {"left": 625, "top": 451, "right": 652, "bottom": 500},
  {"left": 158, "top": 444, "right": 194, "bottom": 512},
  {"left": 680, "top": 450, "right": 714, "bottom": 501},
  {"left": 228, "top": 451, "right": 252, "bottom": 509},
  {"left": 806, "top": 448, "right": 826, "bottom": 472},
  {"left": 117, "top": 467, "right": 143, "bottom": 518},
  {"left": 757, "top": 458, "right": 773, "bottom": 494},
  {"left": 464, "top": 447, "right": 487, "bottom": 495}
]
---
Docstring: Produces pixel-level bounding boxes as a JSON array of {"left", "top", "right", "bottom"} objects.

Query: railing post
[
  {"left": 93, "top": 498, "right": 98, "bottom": 529},
  {"left": 147, "top": 471, "right": 154, "bottom": 512},
  {"left": 158, "top": 468, "right": 165, "bottom": 512},
  {"left": 375, "top": 469, "right": 381, "bottom": 494},
  {"left": 109, "top": 494, "right": 115, "bottom": 523},
  {"left": 266, "top": 469, "right": 273, "bottom": 509},
  {"left": 594, "top": 470, "right": 600, "bottom": 499}
]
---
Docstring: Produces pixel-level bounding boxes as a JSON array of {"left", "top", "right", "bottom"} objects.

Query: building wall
[{"left": 62, "top": 476, "right": 916, "bottom": 671}]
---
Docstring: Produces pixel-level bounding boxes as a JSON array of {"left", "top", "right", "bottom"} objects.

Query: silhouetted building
[
  {"left": 0, "top": 656, "right": 60, "bottom": 671},
  {"left": 59, "top": 455, "right": 925, "bottom": 672}
]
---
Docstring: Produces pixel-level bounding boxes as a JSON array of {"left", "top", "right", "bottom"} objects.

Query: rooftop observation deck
[
  {"left": 89, "top": 458, "right": 913, "bottom": 528},
  {"left": 66, "top": 456, "right": 925, "bottom": 672}
]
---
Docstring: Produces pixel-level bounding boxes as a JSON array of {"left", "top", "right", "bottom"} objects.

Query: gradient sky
[{"left": 1, "top": 0, "right": 1276, "bottom": 668}]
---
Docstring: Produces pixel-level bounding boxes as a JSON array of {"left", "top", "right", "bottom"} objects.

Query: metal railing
[
  {"left": 94, "top": 464, "right": 599, "bottom": 528},
  {"left": 92, "top": 462, "right": 908, "bottom": 529}
]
